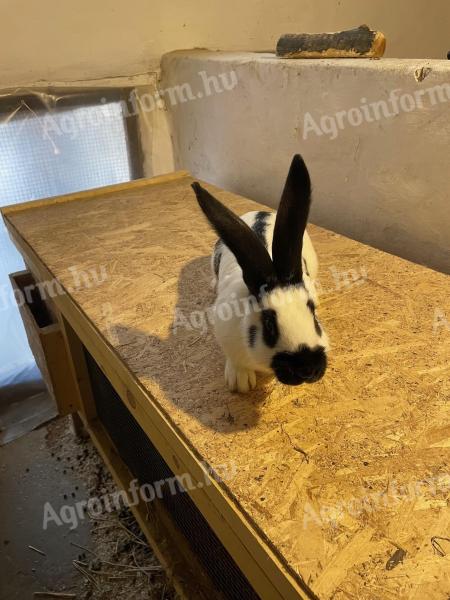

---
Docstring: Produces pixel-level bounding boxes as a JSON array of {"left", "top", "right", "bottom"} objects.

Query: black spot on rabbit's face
[
  {"left": 307, "top": 298, "right": 322, "bottom": 336},
  {"left": 271, "top": 345, "right": 327, "bottom": 386},
  {"left": 261, "top": 309, "right": 279, "bottom": 348}
]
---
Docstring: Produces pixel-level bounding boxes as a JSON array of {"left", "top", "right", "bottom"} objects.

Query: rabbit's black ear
[
  {"left": 192, "top": 182, "right": 276, "bottom": 296},
  {"left": 272, "top": 154, "right": 311, "bottom": 284}
]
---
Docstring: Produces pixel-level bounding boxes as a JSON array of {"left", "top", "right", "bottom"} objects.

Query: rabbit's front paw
[{"left": 225, "top": 360, "right": 257, "bottom": 393}]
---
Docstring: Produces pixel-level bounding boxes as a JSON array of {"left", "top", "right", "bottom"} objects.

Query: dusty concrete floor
[
  {"left": 0, "top": 364, "right": 57, "bottom": 445},
  {"left": 0, "top": 416, "right": 176, "bottom": 599}
]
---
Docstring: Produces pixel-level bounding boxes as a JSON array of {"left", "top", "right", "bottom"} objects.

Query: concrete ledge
[{"left": 161, "top": 51, "right": 450, "bottom": 273}]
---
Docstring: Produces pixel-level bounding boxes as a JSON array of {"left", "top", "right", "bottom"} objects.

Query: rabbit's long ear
[
  {"left": 192, "top": 182, "right": 276, "bottom": 296},
  {"left": 272, "top": 154, "right": 311, "bottom": 284}
]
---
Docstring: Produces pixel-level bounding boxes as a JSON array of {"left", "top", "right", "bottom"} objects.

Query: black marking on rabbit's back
[
  {"left": 251, "top": 211, "right": 271, "bottom": 248},
  {"left": 213, "top": 239, "right": 223, "bottom": 276},
  {"left": 248, "top": 325, "right": 257, "bottom": 347},
  {"left": 261, "top": 309, "right": 279, "bottom": 348}
]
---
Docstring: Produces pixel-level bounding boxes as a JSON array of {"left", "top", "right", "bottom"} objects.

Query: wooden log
[{"left": 276, "top": 25, "right": 386, "bottom": 58}]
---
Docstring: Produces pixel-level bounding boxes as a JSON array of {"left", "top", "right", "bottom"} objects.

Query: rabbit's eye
[{"left": 261, "top": 309, "right": 279, "bottom": 348}]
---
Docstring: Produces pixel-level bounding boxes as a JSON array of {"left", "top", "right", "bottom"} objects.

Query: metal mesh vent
[{"left": 84, "top": 348, "right": 260, "bottom": 600}]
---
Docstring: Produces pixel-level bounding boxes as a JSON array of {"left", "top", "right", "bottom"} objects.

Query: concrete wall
[
  {"left": 1, "top": 0, "right": 450, "bottom": 87},
  {"left": 161, "top": 51, "right": 450, "bottom": 273}
]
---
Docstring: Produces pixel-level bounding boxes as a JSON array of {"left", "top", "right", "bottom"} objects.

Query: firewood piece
[{"left": 276, "top": 25, "right": 386, "bottom": 59}]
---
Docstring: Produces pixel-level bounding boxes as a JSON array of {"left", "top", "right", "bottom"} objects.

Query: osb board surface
[{"left": 5, "top": 175, "right": 450, "bottom": 599}]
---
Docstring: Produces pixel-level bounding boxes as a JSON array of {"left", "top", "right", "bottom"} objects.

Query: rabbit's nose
[
  {"left": 271, "top": 345, "right": 327, "bottom": 385},
  {"left": 299, "top": 363, "right": 325, "bottom": 382}
]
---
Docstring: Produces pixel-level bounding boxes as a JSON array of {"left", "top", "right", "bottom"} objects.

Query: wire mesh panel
[
  {"left": 84, "top": 347, "right": 261, "bottom": 600},
  {"left": 0, "top": 102, "right": 131, "bottom": 202}
]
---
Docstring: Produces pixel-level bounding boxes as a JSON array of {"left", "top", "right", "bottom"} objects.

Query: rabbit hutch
[{"left": 2, "top": 170, "right": 449, "bottom": 600}]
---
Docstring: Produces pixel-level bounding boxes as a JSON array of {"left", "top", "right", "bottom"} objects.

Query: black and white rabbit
[{"left": 192, "top": 154, "right": 329, "bottom": 392}]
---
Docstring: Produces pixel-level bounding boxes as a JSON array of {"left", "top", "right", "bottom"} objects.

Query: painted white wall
[
  {"left": 161, "top": 51, "right": 450, "bottom": 273},
  {"left": 1, "top": 0, "right": 450, "bottom": 87}
]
